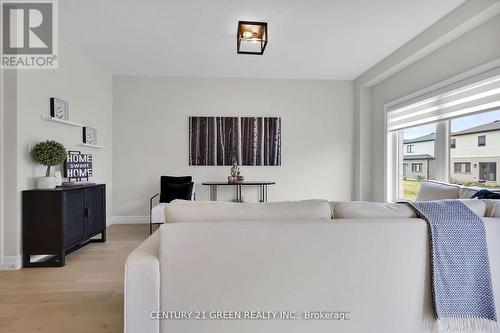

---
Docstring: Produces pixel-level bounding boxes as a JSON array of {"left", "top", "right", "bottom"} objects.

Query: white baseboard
[
  {"left": 109, "top": 216, "right": 149, "bottom": 225},
  {"left": 0, "top": 255, "right": 22, "bottom": 270}
]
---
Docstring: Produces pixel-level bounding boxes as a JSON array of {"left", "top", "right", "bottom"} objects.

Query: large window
[
  {"left": 389, "top": 107, "right": 500, "bottom": 200},
  {"left": 479, "top": 162, "right": 497, "bottom": 181},
  {"left": 386, "top": 67, "right": 500, "bottom": 201}
]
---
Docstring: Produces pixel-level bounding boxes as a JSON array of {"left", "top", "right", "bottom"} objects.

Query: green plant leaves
[{"left": 32, "top": 140, "right": 67, "bottom": 167}]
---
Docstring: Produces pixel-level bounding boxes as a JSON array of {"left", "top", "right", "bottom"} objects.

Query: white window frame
[
  {"left": 386, "top": 121, "right": 448, "bottom": 201},
  {"left": 384, "top": 58, "right": 500, "bottom": 202},
  {"left": 479, "top": 162, "right": 497, "bottom": 181},
  {"left": 411, "top": 163, "right": 422, "bottom": 173},
  {"left": 454, "top": 162, "right": 471, "bottom": 174},
  {"left": 406, "top": 145, "right": 414, "bottom": 153}
]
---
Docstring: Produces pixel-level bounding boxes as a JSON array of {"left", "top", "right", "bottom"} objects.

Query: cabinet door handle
[{"left": 85, "top": 208, "right": 90, "bottom": 217}]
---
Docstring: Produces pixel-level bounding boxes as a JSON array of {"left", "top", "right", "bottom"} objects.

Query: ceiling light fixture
[{"left": 237, "top": 21, "right": 268, "bottom": 55}]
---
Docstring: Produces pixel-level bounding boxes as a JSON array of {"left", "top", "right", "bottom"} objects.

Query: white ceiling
[{"left": 60, "top": 0, "right": 465, "bottom": 80}]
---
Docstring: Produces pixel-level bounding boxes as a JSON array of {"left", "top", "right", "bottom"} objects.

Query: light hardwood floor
[{"left": 0, "top": 224, "right": 149, "bottom": 333}]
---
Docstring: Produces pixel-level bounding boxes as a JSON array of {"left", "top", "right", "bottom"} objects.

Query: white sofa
[
  {"left": 415, "top": 179, "right": 500, "bottom": 201},
  {"left": 125, "top": 199, "right": 500, "bottom": 333}
]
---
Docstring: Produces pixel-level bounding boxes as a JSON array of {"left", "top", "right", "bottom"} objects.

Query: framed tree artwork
[
  {"left": 83, "top": 127, "right": 97, "bottom": 145},
  {"left": 189, "top": 116, "right": 281, "bottom": 166},
  {"left": 50, "top": 98, "right": 69, "bottom": 120}
]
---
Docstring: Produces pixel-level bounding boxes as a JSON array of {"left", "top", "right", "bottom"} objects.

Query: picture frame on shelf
[
  {"left": 50, "top": 98, "right": 69, "bottom": 120},
  {"left": 83, "top": 127, "right": 97, "bottom": 145}
]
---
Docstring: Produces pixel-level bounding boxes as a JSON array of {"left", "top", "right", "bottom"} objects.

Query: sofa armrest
[{"left": 125, "top": 231, "right": 160, "bottom": 333}]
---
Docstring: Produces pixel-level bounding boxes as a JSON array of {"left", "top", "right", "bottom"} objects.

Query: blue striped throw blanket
[{"left": 407, "top": 200, "right": 497, "bottom": 332}]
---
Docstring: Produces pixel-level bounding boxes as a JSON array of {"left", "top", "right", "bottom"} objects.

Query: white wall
[
  {"left": 112, "top": 76, "right": 353, "bottom": 218},
  {"left": 403, "top": 141, "right": 435, "bottom": 157},
  {"left": 17, "top": 40, "right": 113, "bottom": 194},
  {"left": 1, "top": 40, "right": 113, "bottom": 268},
  {"left": 1, "top": 69, "right": 19, "bottom": 269},
  {"left": 452, "top": 131, "right": 500, "bottom": 158},
  {"left": 0, "top": 68, "right": 3, "bottom": 268},
  {"left": 352, "top": 0, "right": 500, "bottom": 201},
  {"left": 366, "top": 14, "right": 500, "bottom": 201}
]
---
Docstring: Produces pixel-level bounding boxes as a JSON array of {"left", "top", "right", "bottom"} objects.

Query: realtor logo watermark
[{"left": 1, "top": 0, "right": 58, "bottom": 69}]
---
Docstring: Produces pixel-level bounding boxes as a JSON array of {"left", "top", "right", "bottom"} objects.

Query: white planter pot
[
  {"left": 54, "top": 171, "right": 63, "bottom": 186},
  {"left": 35, "top": 176, "right": 56, "bottom": 189}
]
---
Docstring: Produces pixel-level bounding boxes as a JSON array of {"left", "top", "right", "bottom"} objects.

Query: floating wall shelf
[
  {"left": 76, "top": 142, "right": 106, "bottom": 149},
  {"left": 41, "top": 114, "right": 83, "bottom": 127}
]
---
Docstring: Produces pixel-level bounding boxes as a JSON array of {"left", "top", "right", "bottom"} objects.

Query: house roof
[
  {"left": 403, "top": 154, "right": 435, "bottom": 160},
  {"left": 451, "top": 120, "right": 500, "bottom": 136},
  {"left": 403, "top": 133, "right": 435, "bottom": 144},
  {"left": 402, "top": 120, "right": 500, "bottom": 143}
]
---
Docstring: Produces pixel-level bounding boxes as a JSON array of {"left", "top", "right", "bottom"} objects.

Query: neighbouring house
[
  {"left": 403, "top": 133, "right": 436, "bottom": 180},
  {"left": 403, "top": 120, "right": 500, "bottom": 186},
  {"left": 450, "top": 120, "right": 500, "bottom": 186}
]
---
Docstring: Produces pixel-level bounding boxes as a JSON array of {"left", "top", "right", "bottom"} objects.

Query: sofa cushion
[
  {"left": 416, "top": 180, "right": 460, "bottom": 201},
  {"left": 165, "top": 199, "right": 333, "bottom": 223},
  {"left": 459, "top": 187, "right": 479, "bottom": 199},
  {"left": 160, "top": 182, "right": 194, "bottom": 203},
  {"left": 332, "top": 199, "right": 486, "bottom": 218},
  {"left": 159, "top": 176, "right": 193, "bottom": 203},
  {"left": 458, "top": 199, "right": 486, "bottom": 217},
  {"left": 332, "top": 201, "right": 417, "bottom": 219},
  {"left": 484, "top": 200, "right": 500, "bottom": 218}
]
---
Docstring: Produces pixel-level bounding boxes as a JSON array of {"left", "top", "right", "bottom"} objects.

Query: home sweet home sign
[{"left": 64, "top": 151, "right": 93, "bottom": 180}]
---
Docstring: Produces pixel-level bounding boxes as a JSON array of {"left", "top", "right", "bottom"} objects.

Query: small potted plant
[{"left": 32, "top": 140, "right": 67, "bottom": 189}]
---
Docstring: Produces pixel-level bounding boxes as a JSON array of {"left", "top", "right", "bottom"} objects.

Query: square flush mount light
[{"left": 237, "top": 21, "right": 268, "bottom": 55}]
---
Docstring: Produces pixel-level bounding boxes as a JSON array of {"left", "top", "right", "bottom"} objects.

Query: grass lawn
[
  {"left": 403, "top": 179, "right": 421, "bottom": 201},
  {"left": 402, "top": 179, "right": 499, "bottom": 201},
  {"left": 457, "top": 181, "right": 499, "bottom": 190}
]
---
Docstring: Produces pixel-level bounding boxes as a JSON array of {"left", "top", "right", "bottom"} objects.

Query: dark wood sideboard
[{"left": 22, "top": 184, "right": 106, "bottom": 267}]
